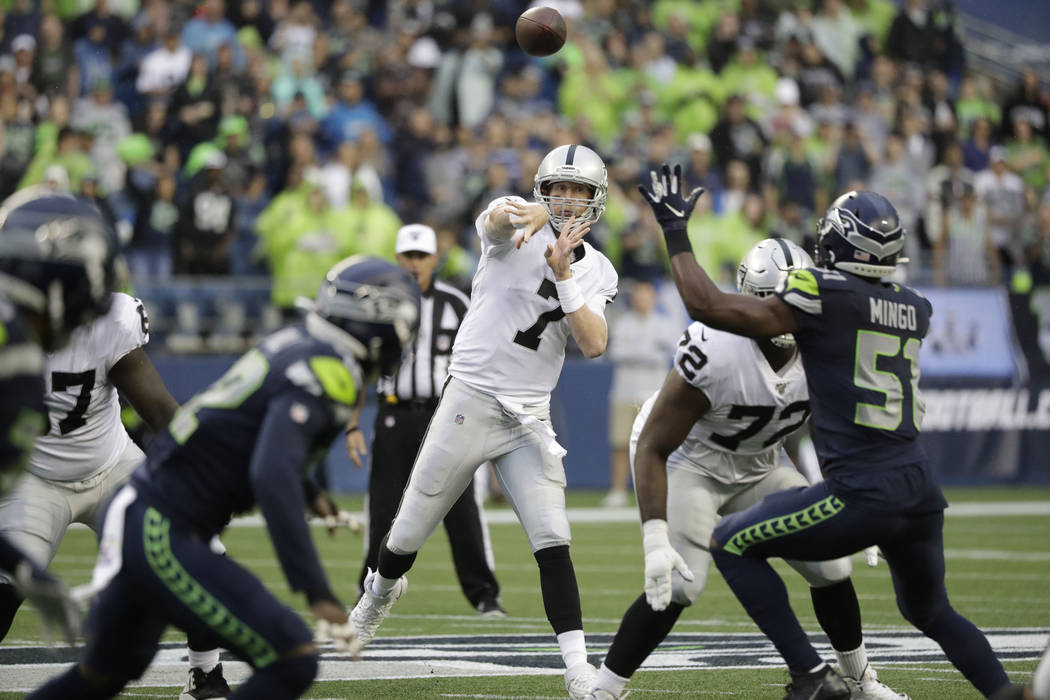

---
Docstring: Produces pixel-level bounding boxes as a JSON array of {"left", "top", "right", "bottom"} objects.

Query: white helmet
[
  {"left": 533, "top": 144, "right": 608, "bottom": 231},
  {"left": 737, "top": 238, "right": 813, "bottom": 348}
]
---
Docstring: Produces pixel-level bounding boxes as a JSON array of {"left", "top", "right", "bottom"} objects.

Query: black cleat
[
  {"left": 988, "top": 683, "right": 1026, "bottom": 700},
  {"left": 783, "top": 666, "right": 850, "bottom": 700},
  {"left": 180, "top": 662, "right": 232, "bottom": 699},
  {"left": 476, "top": 598, "right": 507, "bottom": 619}
]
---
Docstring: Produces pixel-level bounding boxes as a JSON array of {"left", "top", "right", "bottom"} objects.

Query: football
[{"left": 515, "top": 6, "right": 567, "bottom": 57}]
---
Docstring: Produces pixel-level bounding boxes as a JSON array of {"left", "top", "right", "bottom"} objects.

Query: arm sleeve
[
  {"left": 249, "top": 391, "right": 337, "bottom": 600},
  {"left": 474, "top": 195, "right": 528, "bottom": 252}
]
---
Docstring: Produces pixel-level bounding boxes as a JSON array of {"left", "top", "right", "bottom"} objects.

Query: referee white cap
[{"left": 395, "top": 223, "right": 437, "bottom": 255}]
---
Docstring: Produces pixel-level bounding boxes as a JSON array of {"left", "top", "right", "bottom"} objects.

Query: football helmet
[
  {"left": 533, "top": 144, "right": 608, "bottom": 231},
  {"left": 815, "top": 190, "right": 903, "bottom": 278},
  {"left": 737, "top": 238, "right": 813, "bottom": 348},
  {"left": 0, "top": 186, "right": 117, "bottom": 350},
  {"left": 305, "top": 256, "right": 421, "bottom": 376}
]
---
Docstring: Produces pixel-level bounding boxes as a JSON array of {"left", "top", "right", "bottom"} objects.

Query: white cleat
[
  {"left": 844, "top": 665, "right": 911, "bottom": 700},
  {"left": 565, "top": 662, "right": 599, "bottom": 700},
  {"left": 584, "top": 688, "right": 621, "bottom": 700},
  {"left": 347, "top": 569, "right": 406, "bottom": 658}
]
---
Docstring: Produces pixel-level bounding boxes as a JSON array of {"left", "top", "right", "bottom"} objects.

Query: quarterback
[
  {"left": 587, "top": 239, "right": 905, "bottom": 700},
  {"left": 347, "top": 144, "right": 618, "bottom": 699}
]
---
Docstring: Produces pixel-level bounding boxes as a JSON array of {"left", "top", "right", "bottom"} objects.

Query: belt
[{"left": 384, "top": 397, "right": 440, "bottom": 411}]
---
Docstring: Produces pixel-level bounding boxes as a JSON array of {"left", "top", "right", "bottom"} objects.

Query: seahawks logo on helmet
[{"left": 815, "top": 190, "right": 904, "bottom": 278}]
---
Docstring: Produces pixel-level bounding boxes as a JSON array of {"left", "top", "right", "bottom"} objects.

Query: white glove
[
  {"left": 865, "top": 545, "right": 881, "bottom": 567},
  {"left": 13, "top": 561, "right": 82, "bottom": 645},
  {"left": 641, "top": 519, "right": 694, "bottom": 612},
  {"left": 325, "top": 509, "right": 363, "bottom": 535}
]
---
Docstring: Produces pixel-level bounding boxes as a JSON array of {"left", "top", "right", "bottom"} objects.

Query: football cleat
[
  {"left": 584, "top": 688, "right": 621, "bottom": 700},
  {"left": 843, "top": 666, "right": 910, "bottom": 699},
  {"left": 347, "top": 569, "right": 406, "bottom": 658},
  {"left": 565, "top": 662, "right": 599, "bottom": 700},
  {"left": 783, "top": 666, "right": 850, "bottom": 700},
  {"left": 475, "top": 598, "right": 507, "bottom": 619},
  {"left": 179, "top": 663, "right": 231, "bottom": 699}
]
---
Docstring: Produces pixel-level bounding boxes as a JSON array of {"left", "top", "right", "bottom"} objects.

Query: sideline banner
[
  {"left": 915, "top": 286, "right": 1024, "bottom": 381},
  {"left": 920, "top": 386, "right": 1050, "bottom": 483}
]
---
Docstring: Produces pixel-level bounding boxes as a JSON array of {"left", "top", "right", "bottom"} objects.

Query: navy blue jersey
[
  {"left": 775, "top": 268, "right": 946, "bottom": 511},
  {"left": 134, "top": 324, "right": 360, "bottom": 596},
  {"left": 0, "top": 295, "right": 48, "bottom": 573}
]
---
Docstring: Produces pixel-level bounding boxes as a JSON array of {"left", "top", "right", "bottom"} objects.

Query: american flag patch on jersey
[{"left": 853, "top": 250, "right": 871, "bottom": 261}]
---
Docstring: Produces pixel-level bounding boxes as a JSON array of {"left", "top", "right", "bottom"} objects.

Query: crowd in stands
[{"left": 1, "top": 0, "right": 1049, "bottom": 343}]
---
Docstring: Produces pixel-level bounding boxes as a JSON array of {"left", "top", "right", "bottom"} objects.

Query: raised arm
[
  {"left": 639, "top": 164, "right": 797, "bottom": 339},
  {"left": 543, "top": 217, "right": 608, "bottom": 358}
]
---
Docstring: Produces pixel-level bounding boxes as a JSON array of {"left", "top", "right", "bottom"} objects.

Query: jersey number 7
[
  {"left": 51, "top": 370, "right": 96, "bottom": 435},
  {"left": 514, "top": 279, "right": 566, "bottom": 351}
]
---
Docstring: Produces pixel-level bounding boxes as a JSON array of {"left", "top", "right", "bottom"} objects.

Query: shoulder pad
[{"left": 286, "top": 354, "right": 358, "bottom": 406}]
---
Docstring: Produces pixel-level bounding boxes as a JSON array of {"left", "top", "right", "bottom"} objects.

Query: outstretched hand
[
  {"left": 544, "top": 215, "right": 590, "bottom": 278},
  {"left": 638, "top": 163, "right": 705, "bottom": 233},
  {"left": 506, "top": 201, "right": 549, "bottom": 249}
]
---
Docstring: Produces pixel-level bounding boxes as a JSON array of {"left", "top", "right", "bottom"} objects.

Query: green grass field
[{"left": 1, "top": 487, "right": 1047, "bottom": 699}]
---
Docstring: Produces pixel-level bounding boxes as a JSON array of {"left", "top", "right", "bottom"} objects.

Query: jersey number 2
[
  {"left": 51, "top": 370, "right": 96, "bottom": 435},
  {"left": 513, "top": 279, "right": 566, "bottom": 351}
]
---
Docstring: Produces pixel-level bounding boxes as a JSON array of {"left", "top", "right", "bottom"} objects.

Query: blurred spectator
[
  {"left": 181, "top": 0, "right": 241, "bottom": 68},
  {"left": 710, "top": 94, "right": 767, "bottom": 187},
  {"left": 605, "top": 278, "right": 679, "bottom": 508},
  {"left": 269, "top": 1, "right": 317, "bottom": 69},
  {"left": 70, "top": 0, "right": 128, "bottom": 53},
  {"left": 72, "top": 77, "right": 131, "bottom": 195},
  {"left": 455, "top": 14, "right": 503, "bottom": 130},
  {"left": 31, "top": 14, "right": 77, "bottom": 99},
  {"left": 975, "top": 146, "right": 1026, "bottom": 269},
  {"left": 831, "top": 122, "right": 875, "bottom": 192},
  {"left": 924, "top": 141, "right": 974, "bottom": 246},
  {"left": 175, "top": 152, "right": 236, "bottom": 275},
  {"left": 934, "top": 183, "right": 996, "bottom": 286},
  {"left": 1001, "top": 69, "right": 1049, "bottom": 141},
  {"left": 321, "top": 71, "right": 390, "bottom": 149},
  {"left": 73, "top": 15, "right": 115, "bottom": 95},
  {"left": 962, "top": 117, "right": 994, "bottom": 173},
  {"left": 5, "top": 0, "right": 40, "bottom": 43},
  {"left": 20, "top": 125, "right": 93, "bottom": 191},
  {"left": 872, "top": 132, "right": 927, "bottom": 267},
  {"left": 810, "top": 0, "right": 862, "bottom": 79},
  {"left": 344, "top": 180, "right": 401, "bottom": 259},
  {"left": 886, "top": 0, "right": 934, "bottom": 66},
  {"left": 1005, "top": 118, "right": 1050, "bottom": 191},
  {"left": 169, "top": 53, "right": 220, "bottom": 158},
  {"left": 682, "top": 132, "right": 725, "bottom": 206},
  {"left": 956, "top": 74, "right": 1001, "bottom": 138},
  {"left": 136, "top": 24, "right": 192, "bottom": 98},
  {"left": 1027, "top": 203, "right": 1050, "bottom": 285},
  {"left": 319, "top": 139, "right": 382, "bottom": 209}
]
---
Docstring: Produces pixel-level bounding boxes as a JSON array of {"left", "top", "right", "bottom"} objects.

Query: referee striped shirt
[{"left": 379, "top": 279, "right": 470, "bottom": 402}]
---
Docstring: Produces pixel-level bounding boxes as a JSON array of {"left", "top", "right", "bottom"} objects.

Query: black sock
[
  {"left": 0, "top": 583, "right": 23, "bottom": 642},
  {"left": 603, "top": 594, "right": 684, "bottom": 678},
  {"left": 377, "top": 533, "right": 417, "bottom": 580},
  {"left": 533, "top": 545, "right": 582, "bottom": 633},
  {"left": 810, "top": 579, "right": 863, "bottom": 652}
]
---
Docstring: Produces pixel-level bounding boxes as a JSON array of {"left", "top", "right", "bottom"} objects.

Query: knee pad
[
  {"left": 671, "top": 568, "right": 708, "bottom": 608},
  {"left": 795, "top": 556, "right": 852, "bottom": 588}
]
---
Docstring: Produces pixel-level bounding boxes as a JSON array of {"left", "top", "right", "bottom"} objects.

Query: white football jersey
[
  {"left": 638, "top": 322, "right": 809, "bottom": 484},
  {"left": 28, "top": 293, "right": 150, "bottom": 481},
  {"left": 450, "top": 196, "right": 618, "bottom": 404}
]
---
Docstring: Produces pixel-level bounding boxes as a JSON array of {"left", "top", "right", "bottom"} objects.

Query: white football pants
[
  {"left": 0, "top": 440, "right": 145, "bottom": 583},
  {"left": 387, "top": 376, "right": 571, "bottom": 554},
  {"left": 628, "top": 414, "right": 852, "bottom": 607}
]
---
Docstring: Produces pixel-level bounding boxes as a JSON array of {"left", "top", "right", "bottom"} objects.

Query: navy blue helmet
[
  {"left": 307, "top": 256, "right": 421, "bottom": 376},
  {"left": 815, "top": 191, "right": 904, "bottom": 278},
  {"left": 0, "top": 187, "right": 118, "bottom": 350}
]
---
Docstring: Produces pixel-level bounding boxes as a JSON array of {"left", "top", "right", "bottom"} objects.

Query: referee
[{"left": 354, "top": 224, "right": 504, "bottom": 617}]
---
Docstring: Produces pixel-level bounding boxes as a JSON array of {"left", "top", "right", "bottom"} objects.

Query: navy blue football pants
[
  {"left": 710, "top": 481, "right": 1010, "bottom": 697},
  {"left": 50, "top": 496, "right": 313, "bottom": 695}
]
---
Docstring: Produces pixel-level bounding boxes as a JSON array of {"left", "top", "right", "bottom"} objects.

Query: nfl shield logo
[
  {"left": 776, "top": 382, "right": 787, "bottom": 395},
  {"left": 455, "top": 414, "right": 465, "bottom": 425}
]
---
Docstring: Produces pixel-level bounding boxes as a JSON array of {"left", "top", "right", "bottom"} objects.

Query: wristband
[
  {"left": 345, "top": 425, "right": 360, "bottom": 436},
  {"left": 663, "top": 228, "right": 693, "bottom": 257},
  {"left": 555, "top": 276, "right": 586, "bottom": 314},
  {"left": 641, "top": 518, "right": 670, "bottom": 553}
]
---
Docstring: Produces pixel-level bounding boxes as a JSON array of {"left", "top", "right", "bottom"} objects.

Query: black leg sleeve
[
  {"left": 0, "top": 582, "right": 23, "bottom": 642},
  {"left": 534, "top": 545, "right": 583, "bottom": 634},
  {"left": 603, "top": 594, "right": 684, "bottom": 679},
  {"left": 810, "top": 578, "right": 863, "bottom": 652}
]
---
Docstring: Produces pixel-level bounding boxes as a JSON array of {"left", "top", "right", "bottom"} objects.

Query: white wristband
[
  {"left": 641, "top": 518, "right": 670, "bottom": 554},
  {"left": 555, "top": 276, "right": 586, "bottom": 314}
]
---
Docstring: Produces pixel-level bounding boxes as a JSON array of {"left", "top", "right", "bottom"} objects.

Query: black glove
[
  {"left": 638, "top": 163, "right": 705, "bottom": 256},
  {"left": 13, "top": 560, "right": 81, "bottom": 645}
]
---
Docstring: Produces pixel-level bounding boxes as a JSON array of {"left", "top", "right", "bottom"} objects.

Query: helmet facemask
[{"left": 533, "top": 144, "right": 608, "bottom": 232}]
